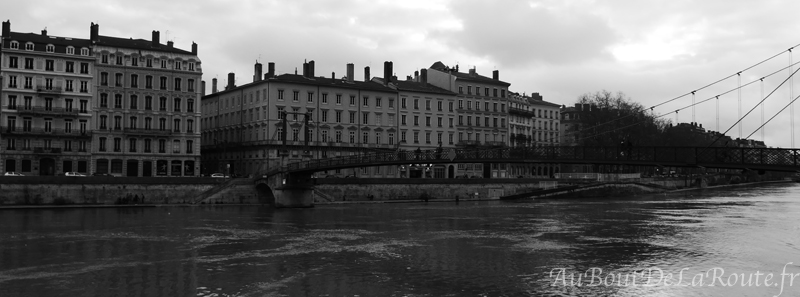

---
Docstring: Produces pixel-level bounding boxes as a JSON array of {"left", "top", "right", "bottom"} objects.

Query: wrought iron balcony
[{"left": 36, "top": 86, "right": 63, "bottom": 93}]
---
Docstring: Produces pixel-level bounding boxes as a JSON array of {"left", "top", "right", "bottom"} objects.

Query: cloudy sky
[{"left": 5, "top": 0, "right": 800, "bottom": 147}]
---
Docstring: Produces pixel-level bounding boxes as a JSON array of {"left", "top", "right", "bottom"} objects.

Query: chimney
[
  {"left": 89, "top": 22, "right": 99, "bottom": 42},
  {"left": 167, "top": 41, "right": 174, "bottom": 48},
  {"left": 152, "top": 30, "right": 160, "bottom": 47},
  {"left": 406, "top": 75, "right": 412, "bottom": 81},
  {"left": 2, "top": 20, "right": 10, "bottom": 38},
  {"left": 227, "top": 72, "right": 235, "bottom": 90},
  {"left": 383, "top": 61, "right": 393, "bottom": 85},
  {"left": 469, "top": 67, "right": 476, "bottom": 76},
  {"left": 308, "top": 60, "right": 315, "bottom": 77},
  {"left": 364, "top": 66, "right": 370, "bottom": 82},
  {"left": 302, "top": 61, "right": 308, "bottom": 77},
  {"left": 212, "top": 78, "right": 218, "bottom": 93},
  {"left": 493, "top": 70, "right": 499, "bottom": 80},
  {"left": 455, "top": 65, "right": 459, "bottom": 72},
  {"left": 414, "top": 70, "right": 419, "bottom": 81},
  {"left": 41, "top": 29, "right": 47, "bottom": 36},
  {"left": 191, "top": 42, "right": 197, "bottom": 55},
  {"left": 201, "top": 81, "right": 206, "bottom": 96},
  {"left": 267, "top": 62, "right": 275, "bottom": 78},
  {"left": 420, "top": 68, "right": 427, "bottom": 84},
  {"left": 347, "top": 63, "right": 354, "bottom": 82},
  {"left": 331, "top": 72, "right": 335, "bottom": 79},
  {"left": 254, "top": 61, "right": 263, "bottom": 82}
]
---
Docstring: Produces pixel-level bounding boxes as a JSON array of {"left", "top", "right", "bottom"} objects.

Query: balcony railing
[
  {"left": 0, "top": 126, "right": 91, "bottom": 138},
  {"left": 16, "top": 106, "right": 79, "bottom": 116},
  {"left": 36, "top": 86, "right": 63, "bottom": 93},
  {"left": 122, "top": 128, "right": 172, "bottom": 136}
]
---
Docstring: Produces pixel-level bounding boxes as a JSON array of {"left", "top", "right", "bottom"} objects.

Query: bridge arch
[{"left": 255, "top": 181, "right": 276, "bottom": 206}]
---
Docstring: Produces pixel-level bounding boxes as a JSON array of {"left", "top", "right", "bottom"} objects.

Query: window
[
  {"left": 114, "top": 94, "right": 122, "bottom": 108},
  {"left": 278, "top": 90, "right": 284, "bottom": 100},
  {"left": 401, "top": 115, "right": 407, "bottom": 125},
  {"left": 100, "top": 115, "right": 107, "bottom": 129},
  {"left": 458, "top": 99, "right": 463, "bottom": 109},
  {"left": 425, "top": 132, "right": 431, "bottom": 144},
  {"left": 131, "top": 74, "right": 139, "bottom": 88},
  {"left": 65, "top": 78, "right": 74, "bottom": 90},
  {"left": 321, "top": 93, "right": 328, "bottom": 104},
  {"left": 65, "top": 61, "right": 74, "bottom": 73},
  {"left": 132, "top": 57, "right": 138, "bottom": 66},
  {"left": 174, "top": 98, "right": 181, "bottom": 112},
  {"left": 160, "top": 77, "right": 167, "bottom": 90},
  {"left": 467, "top": 86, "right": 472, "bottom": 95},
  {"left": 102, "top": 54, "right": 108, "bottom": 64},
  {"left": 7, "top": 95, "right": 17, "bottom": 109},
  {"left": 159, "top": 97, "right": 167, "bottom": 111},
  {"left": 414, "top": 116, "right": 419, "bottom": 126},
  {"left": 100, "top": 72, "right": 109, "bottom": 86},
  {"left": 99, "top": 137, "right": 107, "bottom": 152},
  {"left": 129, "top": 138, "right": 137, "bottom": 152},
  {"left": 186, "top": 140, "right": 194, "bottom": 154},
  {"left": 114, "top": 138, "right": 122, "bottom": 152},
  {"left": 159, "top": 118, "right": 166, "bottom": 130},
  {"left": 145, "top": 96, "right": 152, "bottom": 110},
  {"left": 23, "top": 118, "right": 32, "bottom": 132},
  {"left": 362, "top": 112, "right": 369, "bottom": 125},
  {"left": 413, "top": 132, "right": 419, "bottom": 143},
  {"left": 8, "top": 56, "right": 18, "bottom": 69},
  {"left": 161, "top": 60, "right": 167, "bottom": 69},
  {"left": 426, "top": 116, "right": 431, "bottom": 127},
  {"left": 188, "top": 79, "right": 195, "bottom": 92},
  {"left": 349, "top": 111, "right": 356, "bottom": 124},
  {"left": 24, "top": 77, "right": 32, "bottom": 89},
  {"left": 114, "top": 116, "right": 122, "bottom": 130},
  {"left": 438, "top": 101, "right": 442, "bottom": 111},
  {"left": 24, "top": 58, "right": 33, "bottom": 69},
  {"left": 129, "top": 95, "right": 138, "bottom": 110},
  {"left": 145, "top": 117, "right": 152, "bottom": 130},
  {"left": 414, "top": 99, "right": 419, "bottom": 110},
  {"left": 174, "top": 119, "right": 181, "bottom": 132},
  {"left": 146, "top": 58, "right": 153, "bottom": 67},
  {"left": 80, "top": 63, "right": 89, "bottom": 74},
  {"left": 362, "top": 132, "right": 369, "bottom": 143},
  {"left": 10, "top": 41, "right": 18, "bottom": 49},
  {"left": 350, "top": 95, "right": 356, "bottom": 105},
  {"left": 307, "top": 92, "right": 314, "bottom": 103},
  {"left": 7, "top": 76, "right": 16, "bottom": 88},
  {"left": 100, "top": 93, "right": 108, "bottom": 108},
  {"left": 187, "top": 99, "right": 194, "bottom": 113},
  {"left": 349, "top": 131, "right": 355, "bottom": 143},
  {"left": 45, "top": 60, "right": 57, "bottom": 71},
  {"left": 116, "top": 55, "right": 123, "bottom": 65},
  {"left": 144, "top": 139, "right": 152, "bottom": 153},
  {"left": 335, "top": 131, "right": 342, "bottom": 143},
  {"left": 187, "top": 119, "right": 194, "bottom": 133},
  {"left": 81, "top": 48, "right": 89, "bottom": 56},
  {"left": 65, "top": 99, "right": 73, "bottom": 112},
  {"left": 25, "top": 42, "right": 34, "bottom": 51},
  {"left": 335, "top": 111, "right": 342, "bottom": 123},
  {"left": 145, "top": 75, "right": 153, "bottom": 89},
  {"left": 388, "top": 133, "right": 394, "bottom": 145},
  {"left": 293, "top": 91, "right": 299, "bottom": 102},
  {"left": 189, "top": 63, "right": 195, "bottom": 71},
  {"left": 336, "top": 94, "right": 342, "bottom": 104},
  {"left": 45, "top": 98, "right": 53, "bottom": 111},
  {"left": 159, "top": 139, "right": 166, "bottom": 153},
  {"left": 321, "top": 110, "right": 328, "bottom": 122},
  {"left": 174, "top": 78, "right": 181, "bottom": 91}
]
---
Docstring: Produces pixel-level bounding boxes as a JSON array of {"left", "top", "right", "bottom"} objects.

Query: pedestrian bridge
[{"left": 254, "top": 146, "right": 800, "bottom": 207}]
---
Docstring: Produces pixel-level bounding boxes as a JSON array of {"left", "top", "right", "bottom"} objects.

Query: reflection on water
[{"left": 1, "top": 183, "right": 800, "bottom": 296}]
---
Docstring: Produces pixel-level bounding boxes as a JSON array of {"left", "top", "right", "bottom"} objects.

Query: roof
[
  {"left": 429, "top": 61, "right": 510, "bottom": 87},
  {"left": 203, "top": 73, "right": 398, "bottom": 99},
  {"left": 95, "top": 35, "right": 194, "bottom": 55},
  {"left": 4, "top": 32, "right": 91, "bottom": 47},
  {"left": 393, "top": 80, "right": 456, "bottom": 96}
]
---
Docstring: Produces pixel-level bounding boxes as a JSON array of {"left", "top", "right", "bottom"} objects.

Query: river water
[{"left": 1, "top": 183, "right": 800, "bottom": 297}]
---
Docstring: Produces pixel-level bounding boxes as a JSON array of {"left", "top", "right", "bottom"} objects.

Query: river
[{"left": 1, "top": 183, "right": 799, "bottom": 297}]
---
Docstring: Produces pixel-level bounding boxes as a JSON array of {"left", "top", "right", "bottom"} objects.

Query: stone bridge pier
[{"left": 256, "top": 172, "right": 315, "bottom": 208}]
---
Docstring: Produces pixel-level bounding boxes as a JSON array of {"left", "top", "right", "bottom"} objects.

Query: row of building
[{"left": 6, "top": 21, "right": 692, "bottom": 178}]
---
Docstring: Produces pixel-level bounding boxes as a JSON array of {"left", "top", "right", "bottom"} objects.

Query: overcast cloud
[{"left": 4, "top": 0, "right": 800, "bottom": 147}]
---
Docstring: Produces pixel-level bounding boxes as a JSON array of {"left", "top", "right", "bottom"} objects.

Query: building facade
[
  {"left": 507, "top": 91, "right": 562, "bottom": 177},
  {"left": 90, "top": 24, "right": 202, "bottom": 177},
  {"left": 425, "top": 62, "right": 511, "bottom": 177},
  {"left": 201, "top": 61, "right": 399, "bottom": 178},
  {"left": 1, "top": 21, "right": 95, "bottom": 175}
]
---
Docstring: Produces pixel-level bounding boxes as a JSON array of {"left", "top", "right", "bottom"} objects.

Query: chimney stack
[
  {"left": 383, "top": 61, "right": 393, "bottom": 85},
  {"left": 493, "top": 70, "right": 499, "bottom": 80},
  {"left": 152, "top": 30, "right": 160, "bottom": 47},
  {"left": 89, "top": 22, "right": 98, "bottom": 42},
  {"left": 167, "top": 41, "right": 173, "bottom": 48},
  {"left": 2, "top": 20, "right": 10, "bottom": 38},
  {"left": 364, "top": 66, "right": 370, "bottom": 82},
  {"left": 212, "top": 78, "right": 218, "bottom": 93},
  {"left": 347, "top": 63, "right": 354, "bottom": 82},
  {"left": 414, "top": 70, "right": 419, "bottom": 81},
  {"left": 191, "top": 42, "right": 197, "bottom": 55},
  {"left": 469, "top": 67, "right": 476, "bottom": 76},
  {"left": 41, "top": 29, "right": 47, "bottom": 36},
  {"left": 227, "top": 72, "right": 235, "bottom": 90},
  {"left": 420, "top": 68, "right": 428, "bottom": 84},
  {"left": 407, "top": 75, "right": 412, "bottom": 81},
  {"left": 254, "top": 61, "right": 263, "bottom": 82},
  {"left": 308, "top": 60, "right": 315, "bottom": 77},
  {"left": 267, "top": 62, "right": 275, "bottom": 78},
  {"left": 331, "top": 72, "right": 335, "bottom": 79},
  {"left": 201, "top": 81, "right": 206, "bottom": 96}
]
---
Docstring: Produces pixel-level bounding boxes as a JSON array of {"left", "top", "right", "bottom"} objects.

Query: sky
[{"left": 4, "top": 0, "right": 800, "bottom": 147}]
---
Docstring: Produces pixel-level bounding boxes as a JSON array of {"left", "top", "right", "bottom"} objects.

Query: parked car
[
  {"left": 211, "top": 173, "right": 228, "bottom": 178},
  {"left": 3, "top": 172, "right": 24, "bottom": 176},
  {"left": 65, "top": 172, "right": 86, "bottom": 177},
  {"left": 92, "top": 173, "right": 114, "bottom": 177}
]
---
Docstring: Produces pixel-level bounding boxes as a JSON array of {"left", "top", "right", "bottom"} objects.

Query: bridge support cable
[
  {"left": 692, "top": 91, "right": 696, "bottom": 123},
  {"left": 564, "top": 60, "right": 800, "bottom": 144},
  {"left": 761, "top": 78, "right": 765, "bottom": 141},
  {"left": 746, "top": 93, "right": 800, "bottom": 141},
  {"left": 564, "top": 43, "right": 800, "bottom": 142},
  {"left": 706, "top": 66, "right": 800, "bottom": 148},
  {"left": 791, "top": 48, "right": 795, "bottom": 147}
]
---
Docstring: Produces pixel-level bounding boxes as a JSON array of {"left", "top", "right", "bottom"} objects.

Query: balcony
[
  {"left": 33, "top": 147, "right": 62, "bottom": 154},
  {"left": 509, "top": 107, "right": 536, "bottom": 117},
  {"left": 122, "top": 128, "right": 172, "bottom": 136},
  {"left": 16, "top": 106, "right": 80, "bottom": 117},
  {"left": 36, "top": 86, "right": 63, "bottom": 94},
  {"left": 0, "top": 126, "right": 92, "bottom": 138}
]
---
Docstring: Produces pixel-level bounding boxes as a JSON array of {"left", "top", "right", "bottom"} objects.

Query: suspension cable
[{"left": 747, "top": 93, "right": 800, "bottom": 141}]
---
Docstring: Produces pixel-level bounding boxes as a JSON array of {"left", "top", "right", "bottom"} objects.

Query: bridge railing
[{"left": 261, "top": 146, "right": 800, "bottom": 177}]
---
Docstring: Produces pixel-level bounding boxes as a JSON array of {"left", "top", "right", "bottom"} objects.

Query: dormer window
[
  {"left": 46, "top": 44, "right": 55, "bottom": 53},
  {"left": 80, "top": 48, "right": 89, "bottom": 56},
  {"left": 25, "top": 42, "right": 34, "bottom": 51},
  {"left": 66, "top": 46, "right": 74, "bottom": 55},
  {"left": 10, "top": 41, "right": 19, "bottom": 49}
]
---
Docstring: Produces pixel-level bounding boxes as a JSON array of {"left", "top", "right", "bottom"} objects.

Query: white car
[
  {"left": 211, "top": 173, "right": 228, "bottom": 178},
  {"left": 64, "top": 172, "right": 86, "bottom": 177},
  {"left": 3, "top": 172, "right": 24, "bottom": 176}
]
